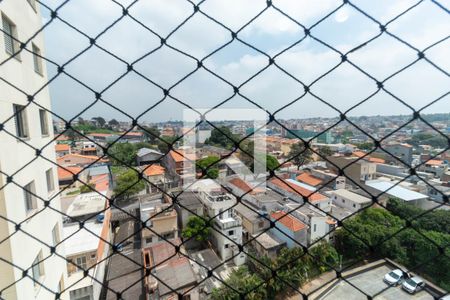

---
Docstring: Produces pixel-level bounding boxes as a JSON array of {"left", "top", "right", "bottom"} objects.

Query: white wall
[{"left": 0, "top": 1, "right": 68, "bottom": 299}]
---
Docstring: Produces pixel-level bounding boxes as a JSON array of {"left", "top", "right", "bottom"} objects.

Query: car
[
  {"left": 383, "top": 269, "right": 404, "bottom": 285},
  {"left": 402, "top": 276, "right": 425, "bottom": 294}
]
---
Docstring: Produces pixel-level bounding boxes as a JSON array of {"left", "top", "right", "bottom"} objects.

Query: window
[
  {"left": 57, "top": 276, "right": 64, "bottom": 294},
  {"left": 2, "top": 14, "right": 19, "bottom": 57},
  {"left": 228, "top": 230, "right": 234, "bottom": 236},
  {"left": 39, "top": 109, "right": 49, "bottom": 135},
  {"left": 32, "top": 43, "right": 43, "bottom": 74},
  {"left": 353, "top": 204, "right": 356, "bottom": 208},
  {"left": 24, "top": 181, "right": 37, "bottom": 212},
  {"left": 76, "top": 256, "right": 87, "bottom": 271},
  {"left": 27, "top": 0, "right": 37, "bottom": 11},
  {"left": 90, "top": 253, "right": 96, "bottom": 260},
  {"left": 31, "top": 251, "right": 44, "bottom": 284},
  {"left": 313, "top": 224, "right": 317, "bottom": 232},
  {"left": 224, "top": 244, "right": 229, "bottom": 249},
  {"left": 145, "top": 237, "right": 153, "bottom": 244},
  {"left": 52, "top": 223, "right": 60, "bottom": 246},
  {"left": 13, "top": 104, "right": 29, "bottom": 138},
  {"left": 46, "top": 168, "right": 55, "bottom": 192},
  {"left": 258, "top": 221, "right": 265, "bottom": 228}
]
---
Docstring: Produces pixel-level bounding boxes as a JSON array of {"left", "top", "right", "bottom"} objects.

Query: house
[
  {"left": 57, "top": 166, "right": 84, "bottom": 188},
  {"left": 252, "top": 231, "right": 286, "bottom": 259},
  {"left": 57, "top": 153, "right": 108, "bottom": 167},
  {"left": 234, "top": 202, "right": 270, "bottom": 239},
  {"left": 419, "top": 159, "right": 448, "bottom": 178},
  {"left": 268, "top": 178, "right": 331, "bottom": 212},
  {"left": 143, "top": 240, "right": 199, "bottom": 299},
  {"left": 381, "top": 143, "right": 413, "bottom": 165},
  {"left": 191, "top": 179, "right": 245, "bottom": 265},
  {"left": 328, "top": 189, "right": 372, "bottom": 212},
  {"left": 55, "top": 143, "right": 71, "bottom": 157},
  {"left": 285, "top": 203, "right": 333, "bottom": 245},
  {"left": 136, "top": 148, "right": 163, "bottom": 166},
  {"left": 174, "top": 191, "right": 204, "bottom": 230},
  {"left": 140, "top": 197, "right": 178, "bottom": 248},
  {"left": 65, "top": 192, "right": 107, "bottom": 222},
  {"left": 163, "top": 150, "right": 196, "bottom": 184},
  {"left": 79, "top": 141, "right": 97, "bottom": 156},
  {"left": 327, "top": 155, "right": 377, "bottom": 184},
  {"left": 63, "top": 206, "right": 111, "bottom": 300},
  {"left": 141, "top": 164, "right": 166, "bottom": 193},
  {"left": 270, "top": 210, "right": 308, "bottom": 248},
  {"left": 227, "top": 177, "right": 280, "bottom": 212},
  {"left": 296, "top": 172, "right": 323, "bottom": 188}
]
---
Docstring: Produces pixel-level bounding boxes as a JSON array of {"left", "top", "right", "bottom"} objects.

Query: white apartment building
[
  {"left": 0, "top": 1, "right": 68, "bottom": 299},
  {"left": 192, "top": 179, "right": 246, "bottom": 266}
]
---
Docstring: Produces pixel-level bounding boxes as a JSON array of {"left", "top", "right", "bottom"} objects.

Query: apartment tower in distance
[{"left": 0, "top": 1, "right": 67, "bottom": 299}]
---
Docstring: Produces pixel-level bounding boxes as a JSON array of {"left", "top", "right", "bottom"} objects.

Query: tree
[
  {"left": 205, "top": 126, "right": 238, "bottom": 149},
  {"left": 92, "top": 117, "right": 106, "bottom": 128},
  {"left": 157, "top": 136, "right": 178, "bottom": 154},
  {"left": 108, "top": 142, "right": 137, "bottom": 166},
  {"left": 196, "top": 156, "right": 220, "bottom": 179},
  {"left": 108, "top": 118, "right": 119, "bottom": 127},
  {"left": 290, "top": 142, "right": 313, "bottom": 169},
  {"left": 113, "top": 169, "right": 145, "bottom": 198},
  {"left": 142, "top": 126, "right": 161, "bottom": 144},
  {"left": 182, "top": 216, "right": 211, "bottom": 242},
  {"left": 316, "top": 146, "right": 333, "bottom": 159},
  {"left": 251, "top": 154, "right": 279, "bottom": 172}
]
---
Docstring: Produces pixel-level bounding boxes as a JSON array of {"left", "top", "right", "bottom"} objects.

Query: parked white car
[
  {"left": 402, "top": 276, "right": 425, "bottom": 294},
  {"left": 383, "top": 269, "right": 404, "bottom": 285}
]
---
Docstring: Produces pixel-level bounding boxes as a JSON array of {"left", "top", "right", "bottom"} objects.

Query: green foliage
[
  {"left": 354, "top": 142, "right": 374, "bottom": 151},
  {"left": 113, "top": 169, "right": 145, "bottom": 198},
  {"left": 108, "top": 118, "right": 119, "bottom": 127},
  {"left": 407, "top": 132, "right": 448, "bottom": 148},
  {"left": 205, "top": 126, "right": 240, "bottom": 149},
  {"left": 157, "top": 136, "right": 178, "bottom": 153},
  {"left": 108, "top": 143, "right": 137, "bottom": 166},
  {"left": 196, "top": 156, "right": 220, "bottom": 178},
  {"left": 251, "top": 154, "right": 280, "bottom": 172},
  {"left": 290, "top": 142, "right": 313, "bottom": 169},
  {"left": 92, "top": 116, "right": 106, "bottom": 127},
  {"left": 387, "top": 198, "right": 450, "bottom": 233},
  {"left": 214, "top": 243, "right": 340, "bottom": 299},
  {"left": 142, "top": 126, "right": 161, "bottom": 143},
  {"left": 182, "top": 216, "right": 210, "bottom": 242},
  {"left": 316, "top": 146, "right": 333, "bottom": 158},
  {"left": 80, "top": 183, "right": 95, "bottom": 194},
  {"left": 335, "top": 205, "right": 450, "bottom": 290}
]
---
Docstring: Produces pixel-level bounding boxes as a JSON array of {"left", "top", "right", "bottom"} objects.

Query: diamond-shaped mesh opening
[{"left": 0, "top": 0, "right": 449, "bottom": 299}]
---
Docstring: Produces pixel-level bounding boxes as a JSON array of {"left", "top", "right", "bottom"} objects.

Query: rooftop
[
  {"left": 271, "top": 211, "right": 307, "bottom": 232},
  {"left": 66, "top": 192, "right": 107, "bottom": 217},
  {"left": 270, "top": 178, "right": 327, "bottom": 202},
  {"left": 254, "top": 231, "right": 285, "bottom": 250},
  {"left": 329, "top": 189, "right": 372, "bottom": 204},
  {"left": 365, "top": 180, "right": 429, "bottom": 201},
  {"left": 296, "top": 172, "right": 323, "bottom": 187},
  {"left": 63, "top": 221, "right": 103, "bottom": 256},
  {"left": 141, "top": 164, "right": 165, "bottom": 176},
  {"left": 57, "top": 166, "right": 83, "bottom": 181},
  {"left": 55, "top": 143, "right": 70, "bottom": 152},
  {"left": 137, "top": 147, "right": 163, "bottom": 157}
]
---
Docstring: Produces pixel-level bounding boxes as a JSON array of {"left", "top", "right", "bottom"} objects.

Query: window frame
[
  {"left": 13, "top": 104, "right": 29, "bottom": 139},
  {"left": 46, "top": 168, "right": 55, "bottom": 192},
  {"left": 23, "top": 181, "right": 37, "bottom": 213},
  {"left": 31, "top": 251, "right": 45, "bottom": 285},
  {"left": 32, "top": 43, "right": 43, "bottom": 75},
  {"left": 2, "top": 14, "right": 20, "bottom": 60},
  {"left": 52, "top": 223, "right": 60, "bottom": 246},
  {"left": 76, "top": 256, "right": 87, "bottom": 271}
]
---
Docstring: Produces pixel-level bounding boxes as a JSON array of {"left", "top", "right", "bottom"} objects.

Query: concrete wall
[{"left": 0, "top": 1, "right": 68, "bottom": 299}]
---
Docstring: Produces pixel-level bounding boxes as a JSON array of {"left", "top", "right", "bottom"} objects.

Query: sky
[{"left": 35, "top": 0, "right": 449, "bottom": 123}]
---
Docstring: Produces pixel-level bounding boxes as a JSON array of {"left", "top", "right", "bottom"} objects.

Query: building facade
[{"left": 0, "top": 1, "right": 68, "bottom": 299}]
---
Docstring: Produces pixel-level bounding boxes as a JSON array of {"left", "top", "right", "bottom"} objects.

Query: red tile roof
[
  {"left": 57, "top": 166, "right": 83, "bottom": 181},
  {"left": 169, "top": 150, "right": 195, "bottom": 163},
  {"left": 271, "top": 211, "right": 306, "bottom": 232},
  {"left": 142, "top": 164, "right": 165, "bottom": 177},
  {"left": 270, "top": 178, "right": 327, "bottom": 202},
  {"left": 425, "top": 159, "right": 444, "bottom": 166},
  {"left": 229, "top": 178, "right": 264, "bottom": 194},
  {"left": 55, "top": 144, "right": 70, "bottom": 152},
  {"left": 296, "top": 172, "right": 323, "bottom": 187}
]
